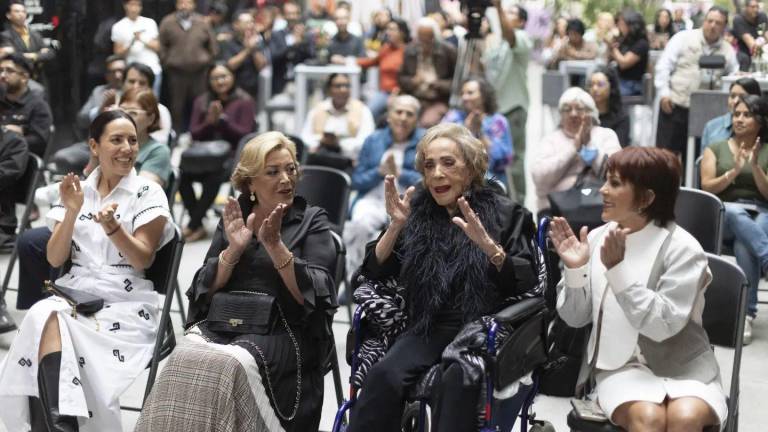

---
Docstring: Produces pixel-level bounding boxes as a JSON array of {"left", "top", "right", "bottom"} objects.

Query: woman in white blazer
[{"left": 552, "top": 147, "right": 726, "bottom": 431}]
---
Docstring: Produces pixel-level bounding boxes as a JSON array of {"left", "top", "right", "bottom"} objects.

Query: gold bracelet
[
  {"left": 275, "top": 252, "right": 294, "bottom": 270},
  {"left": 219, "top": 250, "right": 239, "bottom": 268},
  {"left": 489, "top": 244, "right": 505, "bottom": 268}
]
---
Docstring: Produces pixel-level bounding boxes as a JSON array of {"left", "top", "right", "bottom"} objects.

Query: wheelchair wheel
[{"left": 401, "top": 401, "right": 429, "bottom": 432}]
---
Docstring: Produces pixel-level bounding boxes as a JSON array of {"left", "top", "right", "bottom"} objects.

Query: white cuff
[
  {"left": 563, "top": 264, "right": 589, "bottom": 288},
  {"left": 605, "top": 259, "right": 632, "bottom": 295}
]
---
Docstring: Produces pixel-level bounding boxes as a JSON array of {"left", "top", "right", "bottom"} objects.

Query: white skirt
[
  {"left": 0, "top": 279, "right": 158, "bottom": 432},
  {"left": 596, "top": 362, "right": 728, "bottom": 431}
]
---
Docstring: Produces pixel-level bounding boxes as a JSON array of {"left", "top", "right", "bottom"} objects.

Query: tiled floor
[{"left": 2, "top": 63, "right": 767, "bottom": 432}]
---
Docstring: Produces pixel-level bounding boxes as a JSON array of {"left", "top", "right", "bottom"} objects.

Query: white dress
[{"left": 0, "top": 168, "right": 174, "bottom": 432}]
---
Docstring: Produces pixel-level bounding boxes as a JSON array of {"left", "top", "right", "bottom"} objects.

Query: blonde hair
[
  {"left": 230, "top": 131, "right": 298, "bottom": 195},
  {"left": 415, "top": 123, "right": 488, "bottom": 188}
]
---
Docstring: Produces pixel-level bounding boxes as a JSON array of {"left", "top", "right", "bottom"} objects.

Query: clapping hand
[
  {"left": 384, "top": 175, "right": 414, "bottom": 229},
  {"left": 734, "top": 143, "right": 748, "bottom": 172},
  {"left": 206, "top": 101, "right": 224, "bottom": 124},
  {"left": 549, "top": 217, "right": 590, "bottom": 269},
  {"left": 574, "top": 115, "right": 592, "bottom": 149},
  {"left": 257, "top": 203, "right": 286, "bottom": 250},
  {"left": 751, "top": 137, "right": 761, "bottom": 167},
  {"left": 600, "top": 227, "right": 630, "bottom": 270},
  {"left": 378, "top": 153, "right": 399, "bottom": 177},
  {"left": 464, "top": 110, "right": 484, "bottom": 137},
  {"left": 452, "top": 197, "right": 495, "bottom": 251},
  {"left": 59, "top": 173, "right": 84, "bottom": 213},
  {"left": 93, "top": 203, "right": 119, "bottom": 233},
  {"left": 223, "top": 197, "right": 257, "bottom": 255}
]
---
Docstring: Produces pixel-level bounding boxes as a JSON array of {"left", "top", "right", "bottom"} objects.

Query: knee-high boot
[
  {"left": 29, "top": 396, "right": 47, "bottom": 432},
  {"left": 38, "top": 352, "right": 79, "bottom": 432}
]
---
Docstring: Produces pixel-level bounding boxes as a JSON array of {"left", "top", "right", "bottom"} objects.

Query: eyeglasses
[
  {"left": 210, "top": 74, "right": 231, "bottom": 82},
  {"left": 559, "top": 105, "right": 587, "bottom": 114},
  {"left": 331, "top": 83, "right": 351, "bottom": 89},
  {"left": 0, "top": 67, "right": 19, "bottom": 75}
]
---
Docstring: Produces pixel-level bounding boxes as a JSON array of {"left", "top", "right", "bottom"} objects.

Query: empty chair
[
  {"left": 674, "top": 187, "right": 724, "bottom": 255},
  {"left": 296, "top": 165, "right": 352, "bottom": 234}
]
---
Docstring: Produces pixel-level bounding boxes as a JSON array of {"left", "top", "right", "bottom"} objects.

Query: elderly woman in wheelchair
[
  {"left": 554, "top": 147, "right": 726, "bottom": 431},
  {"left": 0, "top": 110, "right": 175, "bottom": 432},
  {"left": 345, "top": 123, "right": 541, "bottom": 432}
]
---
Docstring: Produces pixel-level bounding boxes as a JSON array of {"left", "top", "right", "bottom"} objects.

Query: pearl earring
[{"left": 250, "top": 192, "right": 256, "bottom": 202}]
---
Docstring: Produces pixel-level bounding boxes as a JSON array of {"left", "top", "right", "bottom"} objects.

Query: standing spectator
[
  {"left": 483, "top": 0, "right": 531, "bottom": 203},
  {"left": 588, "top": 66, "right": 630, "bottom": 147},
  {"left": 205, "top": 1, "right": 234, "bottom": 43},
  {"left": 701, "top": 77, "right": 762, "bottom": 152},
  {"left": 649, "top": 8, "right": 676, "bottom": 50},
  {"left": 364, "top": 8, "right": 391, "bottom": 55},
  {"left": 0, "top": 0, "right": 55, "bottom": 89},
  {"left": 220, "top": 10, "right": 268, "bottom": 101},
  {"left": 547, "top": 18, "right": 598, "bottom": 70},
  {"left": 76, "top": 55, "right": 126, "bottom": 135},
  {"left": 732, "top": 0, "right": 768, "bottom": 71},
  {"left": 672, "top": 8, "right": 691, "bottom": 33},
  {"left": 0, "top": 54, "right": 52, "bottom": 158},
  {"left": 584, "top": 11, "right": 617, "bottom": 60},
  {"left": 609, "top": 10, "right": 649, "bottom": 96},
  {"left": 443, "top": 77, "right": 513, "bottom": 186},
  {"left": 268, "top": 1, "right": 312, "bottom": 96},
  {"left": 301, "top": 73, "right": 375, "bottom": 168},
  {"left": 655, "top": 6, "right": 737, "bottom": 167},
  {"left": 180, "top": 63, "right": 256, "bottom": 242},
  {"left": 357, "top": 17, "right": 409, "bottom": 120},
  {"left": 398, "top": 17, "right": 456, "bottom": 128},
  {"left": 111, "top": 0, "right": 163, "bottom": 96},
  {"left": 328, "top": 6, "right": 365, "bottom": 65},
  {"left": 159, "top": 0, "right": 218, "bottom": 133},
  {"left": 543, "top": 16, "right": 568, "bottom": 65}
]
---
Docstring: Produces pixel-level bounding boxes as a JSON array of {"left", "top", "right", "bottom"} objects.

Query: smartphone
[{"left": 570, "top": 399, "right": 608, "bottom": 423}]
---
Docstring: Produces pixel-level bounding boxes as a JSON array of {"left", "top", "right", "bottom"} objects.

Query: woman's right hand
[
  {"left": 733, "top": 144, "right": 747, "bottom": 172},
  {"left": 223, "top": 197, "right": 257, "bottom": 256},
  {"left": 59, "top": 173, "right": 84, "bottom": 213},
  {"left": 549, "top": 217, "right": 590, "bottom": 269},
  {"left": 574, "top": 115, "right": 592, "bottom": 149},
  {"left": 384, "top": 175, "right": 414, "bottom": 229}
]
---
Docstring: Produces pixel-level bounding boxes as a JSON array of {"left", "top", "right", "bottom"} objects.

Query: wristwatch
[{"left": 489, "top": 244, "right": 505, "bottom": 268}]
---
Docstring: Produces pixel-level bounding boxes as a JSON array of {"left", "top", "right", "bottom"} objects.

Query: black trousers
[
  {"left": 347, "top": 326, "right": 480, "bottom": 432},
  {"left": 656, "top": 103, "right": 690, "bottom": 166},
  {"left": 13, "top": 226, "right": 55, "bottom": 309},
  {"left": 179, "top": 171, "right": 226, "bottom": 230}
]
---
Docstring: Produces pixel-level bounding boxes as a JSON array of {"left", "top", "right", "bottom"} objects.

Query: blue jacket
[{"left": 351, "top": 126, "right": 425, "bottom": 197}]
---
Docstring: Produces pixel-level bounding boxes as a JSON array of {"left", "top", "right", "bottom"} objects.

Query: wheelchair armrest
[{"left": 493, "top": 297, "right": 546, "bottom": 325}]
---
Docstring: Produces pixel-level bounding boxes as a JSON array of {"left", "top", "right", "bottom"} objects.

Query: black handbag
[
  {"left": 179, "top": 140, "right": 231, "bottom": 175},
  {"left": 44, "top": 280, "right": 104, "bottom": 317},
  {"left": 492, "top": 299, "right": 549, "bottom": 389},
  {"left": 207, "top": 291, "right": 278, "bottom": 334},
  {"left": 547, "top": 163, "right": 605, "bottom": 232}
]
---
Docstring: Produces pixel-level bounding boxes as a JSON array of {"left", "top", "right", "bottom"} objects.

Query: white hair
[
  {"left": 416, "top": 17, "right": 442, "bottom": 43},
  {"left": 389, "top": 94, "right": 421, "bottom": 115},
  {"left": 558, "top": 87, "right": 600, "bottom": 125}
]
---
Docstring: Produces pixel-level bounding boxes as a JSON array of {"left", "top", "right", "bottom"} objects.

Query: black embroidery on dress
[
  {"left": 51, "top": 204, "right": 64, "bottom": 210},
  {"left": 132, "top": 205, "right": 164, "bottom": 224},
  {"left": 88, "top": 411, "right": 93, "bottom": 418},
  {"left": 123, "top": 279, "right": 133, "bottom": 292},
  {"left": 138, "top": 309, "right": 150, "bottom": 320},
  {"left": 109, "top": 322, "right": 120, "bottom": 332},
  {"left": 137, "top": 185, "right": 150, "bottom": 198},
  {"left": 115, "top": 213, "right": 121, "bottom": 220},
  {"left": 113, "top": 349, "right": 124, "bottom": 362},
  {"left": 78, "top": 357, "right": 85, "bottom": 367},
  {"left": 78, "top": 213, "right": 94, "bottom": 221},
  {"left": 111, "top": 264, "right": 132, "bottom": 269},
  {"left": 18, "top": 357, "right": 32, "bottom": 367},
  {"left": 72, "top": 377, "right": 81, "bottom": 386},
  {"left": 118, "top": 252, "right": 124, "bottom": 258}
]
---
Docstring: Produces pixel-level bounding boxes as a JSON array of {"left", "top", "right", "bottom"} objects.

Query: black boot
[
  {"left": 38, "top": 352, "right": 79, "bottom": 432},
  {"left": 28, "top": 396, "right": 47, "bottom": 432}
]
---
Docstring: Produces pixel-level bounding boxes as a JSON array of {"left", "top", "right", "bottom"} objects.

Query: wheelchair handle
[{"left": 537, "top": 217, "right": 551, "bottom": 251}]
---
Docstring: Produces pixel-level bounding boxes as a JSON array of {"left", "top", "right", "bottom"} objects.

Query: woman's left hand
[
  {"left": 751, "top": 136, "right": 761, "bottom": 167},
  {"left": 258, "top": 203, "right": 285, "bottom": 250},
  {"left": 452, "top": 197, "right": 497, "bottom": 254},
  {"left": 600, "top": 227, "right": 630, "bottom": 270},
  {"left": 94, "top": 202, "right": 120, "bottom": 233}
]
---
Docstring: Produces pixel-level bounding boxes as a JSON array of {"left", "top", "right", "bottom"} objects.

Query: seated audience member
[
  {"left": 398, "top": 17, "right": 457, "bottom": 128},
  {"left": 328, "top": 5, "right": 365, "bottom": 65},
  {"left": 135, "top": 132, "right": 336, "bottom": 432},
  {"left": 358, "top": 17, "right": 409, "bottom": 121},
  {"left": 0, "top": 128, "right": 27, "bottom": 332},
  {"left": 0, "top": 0, "right": 55, "bottom": 88},
  {"left": 701, "top": 77, "right": 761, "bottom": 152},
  {"left": 111, "top": 0, "right": 163, "bottom": 96},
  {"left": 346, "top": 123, "right": 539, "bottom": 431},
  {"left": 76, "top": 55, "right": 126, "bottom": 136},
  {"left": 0, "top": 110, "right": 175, "bottom": 432},
  {"left": 363, "top": 7, "right": 392, "bottom": 54},
  {"left": 343, "top": 95, "right": 424, "bottom": 280},
  {"left": 301, "top": 73, "right": 375, "bottom": 169},
  {"left": 542, "top": 16, "right": 568, "bottom": 65},
  {"left": 443, "top": 77, "right": 514, "bottom": 186},
  {"left": 608, "top": 10, "right": 649, "bottom": 96},
  {"left": 584, "top": 12, "right": 617, "bottom": 60},
  {"left": 0, "top": 53, "right": 52, "bottom": 158},
  {"left": 219, "top": 9, "right": 268, "bottom": 101},
  {"left": 531, "top": 87, "right": 621, "bottom": 217},
  {"left": 180, "top": 62, "right": 256, "bottom": 242},
  {"left": 554, "top": 146, "right": 726, "bottom": 432},
  {"left": 588, "top": 66, "right": 631, "bottom": 147},
  {"left": 701, "top": 94, "right": 768, "bottom": 345},
  {"left": 649, "top": 8, "right": 676, "bottom": 50},
  {"left": 547, "top": 18, "right": 598, "bottom": 70}
]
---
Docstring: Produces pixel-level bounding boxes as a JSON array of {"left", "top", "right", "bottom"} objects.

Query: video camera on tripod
[{"left": 456, "top": 0, "right": 492, "bottom": 39}]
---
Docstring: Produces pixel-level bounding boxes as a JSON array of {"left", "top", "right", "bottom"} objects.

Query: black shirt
[
  {"left": 732, "top": 12, "right": 768, "bottom": 57},
  {"left": 0, "top": 87, "right": 52, "bottom": 158},
  {"left": 218, "top": 37, "right": 262, "bottom": 99},
  {"left": 619, "top": 37, "right": 649, "bottom": 81},
  {"left": 328, "top": 32, "right": 365, "bottom": 58},
  {"left": 600, "top": 109, "right": 631, "bottom": 148}
]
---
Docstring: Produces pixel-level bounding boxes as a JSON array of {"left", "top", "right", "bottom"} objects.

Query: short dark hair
[
  {"left": 124, "top": 62, "right": 155, "bottom": 86},
  {"left": 514, "top": 6, "right": 528, "bottom": 24},
  {"left": 89, "top": 110, "right": 137, "bottom": 142},
  {"left": 2, "top": 53, "right": 32, "bottom": 75},
  {"left": 324, "top": 72, "right": 350, "bottom": 95},
  {"left": 208, "top": 1, "right": 228, "bottom": 15},
  {"left": 105, "top": 54, "right": 125, "bottom": 66},
  {"left": 730, "top": 77, "right": 762, "bottom": 96},
  {"left": 707, "top": 5, "right": 729, "bottom": 23},
  {"left": 605, "top": 147, "right": 681, "bottom": 226},
  {"left": 566, "top": 18, "right": 586, "bottom": 36},
  {"left": 6, "top": 0, "right": 24, "bottom": 14},
  {"left": 390, "top": 17, "right": 411, "bottom": 43},
  {"left": 619, "top": 10, "right": 647, "bottom": 45},
  {"left": 462, "top": 76, "right": 498, "bottom": 114}
]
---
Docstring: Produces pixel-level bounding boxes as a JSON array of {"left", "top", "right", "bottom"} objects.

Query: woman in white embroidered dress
[
  {"left": 552, "top": 147, "right": 727, "bottom": 431},
  {"left": 0, "top": 110, "right": 174, "bottom": 432}
]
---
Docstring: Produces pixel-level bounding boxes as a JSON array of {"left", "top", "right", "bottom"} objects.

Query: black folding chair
[
  {"left": 326, "top": 231, "right": 347, "bottom": 414},
  {"left": 295, "top": 165, "right": 352, "bottom": 235},
  {"left": 1, "top": 153, "right": 44, "bottom": 300},
  {"left": 674, "top": 187, "right": 724, "bottom": 255},
  {"left": 163, "top": 166, "right": 187, "bottom": 324},
  {"left": 566, "top": 253, "right": 747, "bottom": 432}
]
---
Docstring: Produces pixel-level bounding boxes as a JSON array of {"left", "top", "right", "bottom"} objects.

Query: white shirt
[
  {"left": 301, "top": 98, "right": 375, "bottom": 160},
  {"left": 111, "top": 16, "right": 162, "bottom": 74}
]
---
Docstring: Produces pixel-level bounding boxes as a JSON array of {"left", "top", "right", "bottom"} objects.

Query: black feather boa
[{"left": 399, "top": 185, "right": 502, "bottom": 335}]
